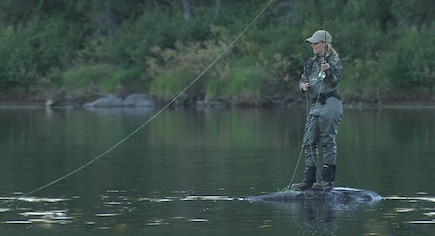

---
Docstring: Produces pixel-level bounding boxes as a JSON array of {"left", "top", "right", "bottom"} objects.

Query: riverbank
[
  {"left": 1, "top": 1, "right": 433, "bottom": 111},
  {"left": 0, "top": 95, "right": 433, "bottom": 110}
]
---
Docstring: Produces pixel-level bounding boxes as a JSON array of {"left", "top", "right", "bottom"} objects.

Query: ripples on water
[
  {"left": 0, "top": 193, "right": 242, "bottom": 232},
  {"left": 1, "top": 191, "right": 435, "bottom": 235}
]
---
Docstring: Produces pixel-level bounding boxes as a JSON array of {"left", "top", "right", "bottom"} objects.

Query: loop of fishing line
[
  {"left": 282, "top": 80, "right": 326, "bottom": 199},
  {"left": 1, "top": 0, "right": 276, "bottom": 205}
]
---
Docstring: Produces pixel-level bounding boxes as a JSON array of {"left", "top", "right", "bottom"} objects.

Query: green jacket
[{"left": 300, "top": 51, "right": 343, "bottom": 99}]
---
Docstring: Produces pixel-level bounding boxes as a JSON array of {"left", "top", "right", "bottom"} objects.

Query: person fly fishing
[{"left": 291, "top": 30, "right": 343, "bottom": 191}]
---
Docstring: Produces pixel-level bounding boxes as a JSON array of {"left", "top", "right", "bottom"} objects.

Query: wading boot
[
  {"left": 291, "top": 167, "right": 316, "bottom": 190},
  {"left": 312, "top": 164, "right": 336, "bottom": 191}
]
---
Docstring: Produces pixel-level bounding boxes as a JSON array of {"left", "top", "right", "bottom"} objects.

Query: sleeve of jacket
[
  {"left": 325, "top": 54, "right": 343, "bottom": 86},
  {"left": 299, "top": 58, "right": 312, "bottom": 92}
]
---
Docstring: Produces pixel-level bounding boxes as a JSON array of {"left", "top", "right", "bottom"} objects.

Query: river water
[{"left": 0, "top": 106, "right": 433, "bottom": 235}]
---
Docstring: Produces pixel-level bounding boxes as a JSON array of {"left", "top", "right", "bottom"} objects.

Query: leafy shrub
[
  {"left": 146, "top": 40, "right": 231, "bottom": 102},
  {"left": 63, "top": 64, "right": 120, "bottom": 98},
  {"left": 0, "top": 16, "right": 81, "bottom": 92},
  {"left": 0, "top": 0, "right": 433, "bottom": 104},
  {"left": 376, "top": 27, "right": 434, "bottom": 99}
]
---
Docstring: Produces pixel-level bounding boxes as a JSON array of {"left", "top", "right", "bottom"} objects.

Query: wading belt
[{"left": 312, "top": 90, "right": 341, "bottom": 105}]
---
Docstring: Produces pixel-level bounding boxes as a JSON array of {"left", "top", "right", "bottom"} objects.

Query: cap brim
[{"left": 305, "top": 37, "right": 320, "bottom": 43}]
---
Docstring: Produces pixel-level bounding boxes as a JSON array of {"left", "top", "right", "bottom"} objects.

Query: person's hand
[
  {"left": 321, "top": 62, "right": 330, "bottom": 71},
  {"left": 301, "top": 83, "right": 309, "bottom": 92}
]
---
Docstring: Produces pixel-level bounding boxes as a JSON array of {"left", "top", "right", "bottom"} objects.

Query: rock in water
[
  {"left": 83, "top": 95, "right": 123, "bottom": 107},
  {"left": 246, "top": 187, "right": 382, "bottom": 205}
]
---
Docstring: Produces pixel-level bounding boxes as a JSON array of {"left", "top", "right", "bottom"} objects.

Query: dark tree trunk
[{"left": 181, "top": 0, "right": 192, "bottom": 21}]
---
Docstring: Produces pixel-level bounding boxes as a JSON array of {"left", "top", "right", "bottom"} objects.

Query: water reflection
[
  {"left": 1, "top": 190, "right": 435, "bottom": 234},
  {"left": 0, "top": 107, "right": 433, "bottom": 235},
  {"left": 299, "top": 201, "right": 337, "bottom": 235}
]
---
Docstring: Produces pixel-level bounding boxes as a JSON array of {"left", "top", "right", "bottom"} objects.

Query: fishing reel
[
  {"left": 318, "top": 60, "right": 327, "bottom": 80},
  {"left": 318, "top": 71, "right": 326, "bottom": 80}
]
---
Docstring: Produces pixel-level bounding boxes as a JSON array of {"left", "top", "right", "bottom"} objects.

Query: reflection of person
[
  {"left": 300, "top": 201, "right": 337, "bottom": 235},
  {"left": 292, "top": 30, "right": 343, "bottom": 191}
]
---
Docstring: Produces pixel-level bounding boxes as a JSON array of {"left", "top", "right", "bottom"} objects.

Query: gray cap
[{"left": 306, "top": 30, "right": 332, "bottom": 43}]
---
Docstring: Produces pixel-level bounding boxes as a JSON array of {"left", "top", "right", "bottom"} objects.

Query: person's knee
[{"left": 322, "top": 142, "right": 337, "bottom": 165}]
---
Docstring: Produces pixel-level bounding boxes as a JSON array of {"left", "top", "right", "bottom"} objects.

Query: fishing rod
[
  {"left": 283, "top": 0, "right": 330, "bottom": 195},
  {"left": 318, "top": 0, "right": 328, "bottom": 81},
  {"left": 310, "top": 0, "right": 330, "bottom": 191}
]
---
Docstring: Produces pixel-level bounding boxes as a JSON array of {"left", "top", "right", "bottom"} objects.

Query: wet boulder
[
  {"left": 83, "top": 95, "right": 123, "bottom": 107},
  {"left": 123, "top": 93, "right": 155, "bottom": 107},
  {"left": 246, "top": 187, "right": 382, "bottom": 205},
  {"left": 83, "top": 94, "right": 155, "bottom": 108}
]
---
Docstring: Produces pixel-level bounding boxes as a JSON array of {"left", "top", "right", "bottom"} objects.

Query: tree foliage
[{"left": 0, "top": 0, "right": 433, "bottom": 104}]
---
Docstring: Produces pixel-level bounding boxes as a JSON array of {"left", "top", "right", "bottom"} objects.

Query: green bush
[
  {"left": 376, "top": 27, "right": 434, "bottom": 99},
  {"left": 147, "top": 40, "right": 230, "bottom": 102},
  {"left": 340, "top": 57, "right": 382, "bottom": 102},
  {"left": 225, "top": 58, "right": 262, "bottom": 103},
  {"left": 63, "top": 64, "right": 120, "bottom": 97},
  {"left": 0, "top": 16, "right": 81, "bottom": 92},
  {"left": 0, "top": 0, "right": 433, "bottom": 104}
]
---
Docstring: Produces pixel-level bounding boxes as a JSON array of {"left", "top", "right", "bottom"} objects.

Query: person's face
[{"left": 311, "top": 41, "right": 326, "bottom": 55}]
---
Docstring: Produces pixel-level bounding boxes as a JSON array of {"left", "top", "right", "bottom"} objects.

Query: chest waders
[{"left": 292, "top": 75, "right": 343, "bottom": 191}]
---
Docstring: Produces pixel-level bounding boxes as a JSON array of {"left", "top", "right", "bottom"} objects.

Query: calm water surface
[{"left": 0, "top": 106, "right": 434, "bottom": 236}]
